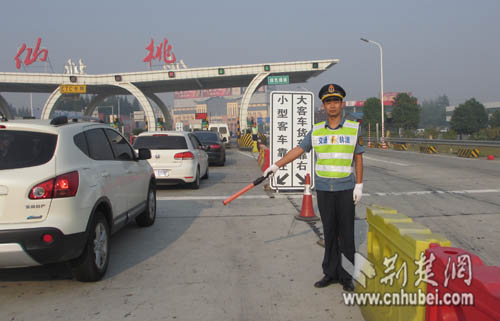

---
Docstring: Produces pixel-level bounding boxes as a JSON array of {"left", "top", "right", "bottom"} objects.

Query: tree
[
  {"left": 391, "top": 93, "right": 421, "bottom": 130},
  {"left": 490, "top": 110, "right": 500, "bottom": 128},
  {"left": 450, "top": 98, "right": 488, "bottom": 137},
  {"left": 361, "top": 97, "right": 382, "bottom": 131},
  {"left": 7, "top": 105, "right": 31, "bottom": 118},
  {"left": 419, "top": 95, "right": 449, "bottom": 128},
  {"left": 54, "top": 94, "right": 89, "bottom": 112},
  {"left": 7, "top": 104, "right": 18, "bottom": 118}
]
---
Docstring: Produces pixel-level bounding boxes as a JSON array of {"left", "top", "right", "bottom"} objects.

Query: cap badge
[{"left": 328, "top": 84, "right": 335, "bottom": 93}]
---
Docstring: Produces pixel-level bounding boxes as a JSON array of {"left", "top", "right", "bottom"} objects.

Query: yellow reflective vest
[{"left": 311, "top": 120, "right": 360, "bottom": 178}]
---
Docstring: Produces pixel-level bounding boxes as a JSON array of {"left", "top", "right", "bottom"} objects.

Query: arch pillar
[
  {"left": 114, "top": 83, "right": 156, "bottom": 131},
  {"left": 144, "top": 92, "right": 173, "bottom": 130},
  {"left": 41, "top": 88, "right": 63, "bottom": 119},
  {"left": 0, "top": 94, "right": 12, "bottom": 119},
  {"left": 239, "top": 72, "right": 270, "bottom": 131},
  {"left": 40, "top": 84, "right": 157, "bottom": 131}
]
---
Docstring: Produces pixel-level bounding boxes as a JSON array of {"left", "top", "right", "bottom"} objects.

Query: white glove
[
  {"left": 263, "top": 164, "right": 279, "bottom": 178},
  {"left": 353, "top": 183, "right": 363, "bottom": 205}
]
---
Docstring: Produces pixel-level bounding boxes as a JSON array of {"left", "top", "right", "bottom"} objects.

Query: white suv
[{"left": 0, "top": 117, "right": 156, "bottom": 282}]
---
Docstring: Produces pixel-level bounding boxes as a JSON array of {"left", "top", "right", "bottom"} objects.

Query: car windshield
[
  {"left": 133, "top": 135, "right": 188, "bottom": 150},
  {"left": 193, "top": 132, "right": 220, "bottom": 143},
  {"left": 219, "top": 127, "right": 227, "bottom": 134},
  {"left": 0, "top": 130, "right": 57, "bottom": 170}
]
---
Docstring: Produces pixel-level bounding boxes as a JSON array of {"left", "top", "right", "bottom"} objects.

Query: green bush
[
  {"left": 424, "top": 128, "right": 439, "bottom": 139},
  {"left": 472, "top": 127, "right": 500, "bottom": 141},
  {"left": 441, "top": 129, "right": 458, "bottom": 140}
]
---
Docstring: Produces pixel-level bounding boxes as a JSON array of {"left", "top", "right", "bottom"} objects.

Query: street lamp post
[{"left": 361, "top": 38, "right": 387, "bottom": 149}]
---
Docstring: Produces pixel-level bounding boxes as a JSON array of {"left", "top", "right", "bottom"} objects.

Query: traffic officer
[
  {"left": 264, "top": 83, "right": 364, "bottom": 292},
  {"left": 251, "top": 122, "right": 258, "bottom": 141}
]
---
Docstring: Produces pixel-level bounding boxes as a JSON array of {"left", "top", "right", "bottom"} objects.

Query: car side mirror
[
  {"left": 138, "top": 148, "right": 151, "bottom": 160},
  {"left": 222, "top": 137, "right": 227, "bottom": 142}
]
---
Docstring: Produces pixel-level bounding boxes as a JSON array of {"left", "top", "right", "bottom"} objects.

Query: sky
[{"left": 1, "top": 0, "right": 500, "bottom": 111}]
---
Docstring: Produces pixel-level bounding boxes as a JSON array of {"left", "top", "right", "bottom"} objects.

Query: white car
[
  {"left": 208, "top": 123, "right": 230, "bottom": 146},
  {"left": 0, "top": 117, "right": 156, "bottom": 282},
  {"left": 133, "top": 131, "right": 209, "bottom": 189}
]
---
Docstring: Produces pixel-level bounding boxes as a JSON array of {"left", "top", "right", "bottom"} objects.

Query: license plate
[{"left": 155, "top": 169, "right": 169, "bottom": 177}]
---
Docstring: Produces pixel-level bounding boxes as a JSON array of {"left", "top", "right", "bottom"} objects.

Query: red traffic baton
[{"left": 223, "top": 174, "right": 269, "bottom": 205}]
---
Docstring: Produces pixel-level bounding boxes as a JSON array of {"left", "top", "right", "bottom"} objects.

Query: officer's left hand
[{"left": 353, "top": 183, "right": 363, "bottom": 205}]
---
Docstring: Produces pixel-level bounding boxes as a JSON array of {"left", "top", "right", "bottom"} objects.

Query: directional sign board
[
  {"left": 133, "top": 111, "right": 145, "bottom": 122},
  {"left": 270, "top": 91, "right": 314, "bottom": 191},
  {"left": 268, "top": 75, "right": 289, "bottom": 85},
  {"left": 60, "top": 84, "right": 86, "bottom": 94}
]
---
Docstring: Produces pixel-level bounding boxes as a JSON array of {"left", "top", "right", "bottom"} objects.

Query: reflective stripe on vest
[{"left": 312, "top": 120, "right": 359, "bottom": 178}]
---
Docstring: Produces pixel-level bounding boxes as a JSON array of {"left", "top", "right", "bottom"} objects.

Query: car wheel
[
  {"left": 190, "top": 168, "right": 200, "bottom": 189},
  {"left": 219, "top": 155, "right": 226, "bottom": 166},
  {"left": 202, "top": 166, "right": 209, "bottom": 179},
  {"left": 136, "top": 181, "right": 156, "bottom": 227},
  {"left": 70, "top": 213, "right": 110, "bottom": 282}
]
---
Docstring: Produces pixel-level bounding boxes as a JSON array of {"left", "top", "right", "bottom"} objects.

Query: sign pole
[{"left": 368, "top": 122, "right": 372, "bottom": 148}]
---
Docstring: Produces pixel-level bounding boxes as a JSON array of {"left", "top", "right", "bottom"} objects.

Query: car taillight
[
  {"left": 54, "top": 171, "right": 79, "bottom": 198},
  {"left": 174, "top": 151, "right": 194, "bottom": 160},
  {"left": 29, "top": 171, "right": 79, "bottom": 199},
  {"left": 29, "top": 179, "right": 54, "bottom": 199},
  {"left": 0, "top": 125, "right": 6, "bottom": 129},
  {"left": 209, "top": 144, "right": 221, "bottom": 149}
]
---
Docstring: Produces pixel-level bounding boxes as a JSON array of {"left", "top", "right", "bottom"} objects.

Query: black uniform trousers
[{"left": 317, "top": 189, "right": 355, "bottom": 282}]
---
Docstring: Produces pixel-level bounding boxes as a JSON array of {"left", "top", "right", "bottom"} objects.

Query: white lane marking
[
  {"left": 363, "top": 189, "right": 500, "bottom": 197},
  {"left": 158, "top": 195, "right": 269, "bottom": 201},
  {"left": 363, "top": 155, "right": 409, "bottom": 166},
  {"left": 157, "top": 189, "right": 500, "bottom": 201},
  {"left": 369, "top": 149, "right": 485, "bottom": 161},
  {"left": 237, "top": 150, "right": 258, "bottom": 159}
]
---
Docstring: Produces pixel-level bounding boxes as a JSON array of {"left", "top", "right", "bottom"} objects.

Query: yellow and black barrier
[
  {"left": 457, "top": 147, "right": 479, "bottom": 158},
  {"left": 419, "top": 145, "right": 437, "bottom": 154},
  {"left": 237, "top": 133, "right": 254, "bottom": 150},
  {"left": 393, "top": 143, "right": 408, "bottom": 151},
  {"left": 357, "top": 205, "right": 451, "bottom": 321},
  {"left": 239, "top": 132, "right": 267, "bottom": 151}
]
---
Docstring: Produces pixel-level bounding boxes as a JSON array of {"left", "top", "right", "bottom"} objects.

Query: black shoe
[
  {"left": 314, "top": 276, "right": 338, "bottom": 288},
  {"left": 342, "top": 280, "right": 355, "bottom": 292}
]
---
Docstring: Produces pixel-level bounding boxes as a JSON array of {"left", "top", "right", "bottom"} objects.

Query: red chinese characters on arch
[
  {"left": 14, "top": 37, "right": 48, "bottom": 69},
  {"left": 143, "top": 37, "right": 176, "bottom": 67}
]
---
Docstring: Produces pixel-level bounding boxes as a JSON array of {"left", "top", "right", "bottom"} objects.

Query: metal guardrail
[{"left": 362, "top": 137, "right": 500, "bottom": 147}]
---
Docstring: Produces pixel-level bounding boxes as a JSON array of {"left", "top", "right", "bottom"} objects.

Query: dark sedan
[{"left": 192, "top": 131, "right": 226, "bottom": 166}]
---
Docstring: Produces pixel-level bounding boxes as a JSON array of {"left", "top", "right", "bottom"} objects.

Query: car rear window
[
  {"left": 133, "top": 135, "right": 188, "bottom": 150},
  {"left": 219, "top": 127, "right": 228, "bottom": 134},
  {"left": 193, "top": 132, "right": 220, "bottom": 143},
  {"left": 0, "top": 130, "right": 57, "bottom": 170}
]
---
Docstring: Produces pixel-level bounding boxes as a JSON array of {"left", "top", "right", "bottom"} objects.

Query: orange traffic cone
[{"left": 295, "top": 174, "right": 320, "bottom": 222}]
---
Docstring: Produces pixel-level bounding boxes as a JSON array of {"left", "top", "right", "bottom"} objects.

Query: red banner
[
  {"left": 344, "top": 92, "right": 414, "bottom": 107},
  {"left": 195, "top": 113, "right": 207, "bottom": 120},
  {"left": 345, "top": 100, "right": 365, "bottom": 107},
  {"left": 174, "top": 88, "right": 232, "bottom": 99}
]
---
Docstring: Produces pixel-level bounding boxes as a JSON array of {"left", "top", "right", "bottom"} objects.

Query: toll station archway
[{"left": 0, "top": 59, "right": 338, "bottom": 131}]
